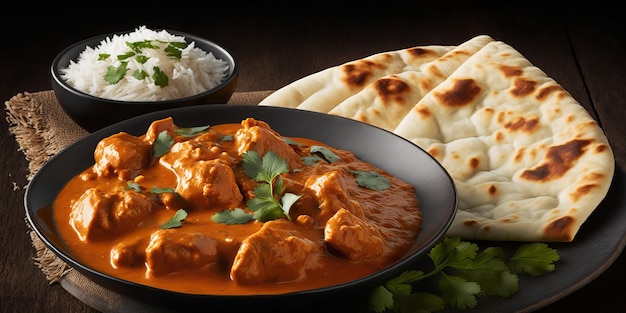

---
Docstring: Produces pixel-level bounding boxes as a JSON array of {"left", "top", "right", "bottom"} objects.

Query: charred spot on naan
[
  {"left": 341, "top": 60, "right": 384, "bottom": 89},
  {"left": 520, "top": 139, "right": 591, "bottom": 182},
  {"left": 406, "top": 47, "right": 443, "bottom": 60},
  {"left": 510, "top": 77, "right": 537, "bottom": 97},
  {"left": 503, "top": 116, "right": 540, "bottom": 133},
  {"left": 544, "top": 216, "right": 576, "bottom": 242},
  {"left": 536, "top": 84, "right": 565, "bottom": 101},
  {"left": 499, "top": 64, "right": 524, "bottom": 77},
  {"left": 374, "top": 76, "right": 411, "bottom": 102},
  {"left": 434, "top": 78, "right": 482, "bottom": 107}
]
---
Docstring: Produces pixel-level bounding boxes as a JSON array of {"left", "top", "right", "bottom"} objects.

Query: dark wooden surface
[{"left": 1, "top": 3, "right": 625, "bottom": 312}]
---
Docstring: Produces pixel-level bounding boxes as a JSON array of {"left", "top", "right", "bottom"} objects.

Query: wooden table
[{"left": 2, "top": 3, "right": 625, "bottom": 312}]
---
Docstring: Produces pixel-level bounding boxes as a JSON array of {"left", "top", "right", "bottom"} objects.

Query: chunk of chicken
[
  {"left": 324, "top": 208, "right": 386, "bottom": 263},
  {"left": 110, "top": 237, "right": 148, "bottom": 268},
  {"left": 304, "top": 170, "right": 365, "bottom": 223},
  {"left": 145, "top": 229, "right": 220, "bottom": 276},
  {"left": 234, "top": 118, "right": 302, "bottom": 170},
  {"left": 230, "top": 219, "right": 319, "bottom": 285},
  {"left": 69, "top": 188, "right": 152, "bottom": 242},
  {"left": 93, "top": 132, "right": 152, "bottom": 180}
]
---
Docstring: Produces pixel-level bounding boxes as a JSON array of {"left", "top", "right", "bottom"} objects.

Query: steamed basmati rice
[{"left": 61, "top": 26, "right": 230, "bottom": 101}]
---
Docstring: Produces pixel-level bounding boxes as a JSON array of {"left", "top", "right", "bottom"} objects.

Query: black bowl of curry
[{"left": 24, "top": 104, "right": 457, "bottom": 312}]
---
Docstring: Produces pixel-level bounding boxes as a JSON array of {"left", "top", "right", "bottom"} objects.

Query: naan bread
[
  {"left": 260, "top": 35, "right": 615, "bottom": 242},
  {"left": 259, "top": 41, "right": 459, "bottom": 113}
]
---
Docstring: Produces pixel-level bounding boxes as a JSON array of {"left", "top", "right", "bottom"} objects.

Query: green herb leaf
[
  {"left": 125, "top": 181, "right": 142, "bottom": 192},
  {"left": 117, "top": 51, "right": 136, "bottom": 60},
  {"left": 221, "top": 135, "right": 234, "bottom": 141},
  {"left": 175, "top": 125, "right": 210, "bottom": 137},
  {"left": 237, "top": 150, "right": 301, "bottom": 223},
  {"left": 242, "top": 151, "right": 289, "bottom": 184},
  {"left": 369, "top": 237, "right": 560, "bottom": 313},
  {"left": 98, "top": 53, "right": 110, "bottom": 60},
  {"left": 104, "top": 62, "right": 128, "bottom": 84},
  {"left": 160, "top": 209, "right": 188, "bottom": 229},
  {"left": 508, "top": 243, "right": 560, "bottom": 276},
  {"left": 302, "top": 155, "right": 324, "bottom": 166},
  {"left": 164, "top": 43, "right": 183, "bottom": 59},
  {"left": 280, "top": 192, "right": 302, "bottom": 218},
  {"left": 310, "top": 145, "right": 341, "bottom": 163},
  {"left": 126, "top": 40, "right": 158, "bottom": 53},
  {"left": 152, "top": 66, "right": 168, "bottom": 88},
  {"left": 283, "top": 137, "right": 302, "bottom": 146},
  {"left": 351, "top": 170, "right": 391, "bottom": 191},
  {"left": 211, "top": 208, "right": 255, "bottom": 225},
  {"left": 135, "top": 55, "right": 150, "bottom": 64},
  {"left": 153, "top": 130, "right": 174, "bottom": 158},
  {"left": 150, "top": 187, "right": 177, "bottom": 194},
  {"left": 133, "top": 69, "right": 148, "bottom": 80}
]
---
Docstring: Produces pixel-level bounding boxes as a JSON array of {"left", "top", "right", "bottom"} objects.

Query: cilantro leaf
[
  {"left": 135, "top": 55, "right": 150, "bottom": 64},
  {"left": 153, "top": 130, "right": 174, "bottom": 158},
  {"left": 211, "top": 208, "right": 255, "bottom": 224},
  {"left": 509, "top": 243, "right": 560, "bottom": 276},
  {"left": 150, "top": 187, "right": 177, "bottom": 194},
  {"left": 125, "top": 181, "right": 142, "bottom": 192},
  {"left": 164, "top": 43, "right": 184, "bottom": 59},
  {"left": 438, "top": 273, "right": 480, "bottom": 310},
  {"left": 117, "top": 51, "right": 136, "bottom": 60},
  {"left": 368, "top": 237, "right": 560, "bottom": 313},
  {"left": 310, "top": 145, "right": 341, "bottom": 163},
  {"left": 242, "top": 151, "right": 288, "bottom": 184},
  {"left": 160, "top": 209, "right": 188, "bottom": 229},
  {"left": 104, "top": 62, "right": 128, "bottom": 84},
  {"left": 152, "top": 66, "right": 168, "bottom": 87},
  {"left": 133, "top": 69, "right": 148, "bottom": 80},
  {"left": 175, "top": 125, "right": 210, "bottom": 137},
  {"left": 302, "top": 155, "right": 324, "bottom": 166},
  {"left": 351, "top": 170, "right": 391, "bottom": 191}
]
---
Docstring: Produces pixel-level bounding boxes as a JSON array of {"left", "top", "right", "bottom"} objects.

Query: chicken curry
[{"left": 53, "top": 117, "right": 422, "bottom": 295}]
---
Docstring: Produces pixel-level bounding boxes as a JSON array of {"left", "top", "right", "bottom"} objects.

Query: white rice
[{"left": 60, "top": 26, "right": 230, "bottom": 101}]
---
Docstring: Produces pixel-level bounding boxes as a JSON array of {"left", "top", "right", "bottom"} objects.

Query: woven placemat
[{"left": 5, "top": 90, "right": 273, "bottom": 313}]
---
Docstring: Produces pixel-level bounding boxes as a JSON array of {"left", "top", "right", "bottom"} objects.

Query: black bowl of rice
[{"left": 51, "top": 26, "right": 239, "bottom": 132}]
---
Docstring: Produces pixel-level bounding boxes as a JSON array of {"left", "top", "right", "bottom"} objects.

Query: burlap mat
[{"left": 5, "top": 90, "right": 273, "bottom": 313}]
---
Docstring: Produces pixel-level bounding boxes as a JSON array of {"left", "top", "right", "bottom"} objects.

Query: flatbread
[
  {"left": 327, "top": 35, "right": 493, "bottom": 131},
  {"left": 259, "top": 42, "right": 459, "bottom": 113},
  {"left": 260, "top": 35, "right": 615, "bottom": 242}
]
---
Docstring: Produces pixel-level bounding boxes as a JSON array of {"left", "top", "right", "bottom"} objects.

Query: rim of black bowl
[{"left": 50, "top": 29, "right": 239, "bottom": 105}]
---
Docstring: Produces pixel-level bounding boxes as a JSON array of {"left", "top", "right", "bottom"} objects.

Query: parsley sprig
[
  {"left": 369, "top": 236, "right": 560, "bottom": 313},
  {"left": 101, "top": 39, "right": 188, "bottom": 87},
  {"left": 212, "top": 151, "right": 302, "bottom": 224}
]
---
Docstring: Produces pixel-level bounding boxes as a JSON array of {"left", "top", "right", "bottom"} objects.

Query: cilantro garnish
[
  {"left": 175, "top": 125, "right": 210, "bottom": 137},
  {"left": 102, "top": 39, "right": 188, "bottom": 87},
  {"left": 117, "top": 51, "right": 135, "bottom": 60},
  {"left": 160, "top": 209, "right": 188, "bottom": 229},
  {"left": 351, "top": 170, "right": 391, "bottom": 191},
  {"left": 125, "top": 181, "right": 142, "bottom": 192},
  {"left": 153, "top": 130, "right": 174, "bottom": 158},
  {"left": 369, "top": 237, "right": 560, "bottom": 313},
  {"left": 135, "top": 55, "right": 150, "bottom": 64},
  {"left": 150, "top": 187, "right": 177, "bottom": 194},
  {"left": 152, "top": 66, "right": 168, "bottom": 88},
  {"left": 104, "top": 62, "right": 128, "bottom": 84},
  {"left": 212, "top": 208, "right": 255, "bottom": 225},
  {"left": 310, "top": 145, "right": 341, "bottom": 163},
  {"left": 133, "top": 69, "right": 148, "bottom": 80},
  {"left": 212, "top": 151, "right": 302, "bottom": 224}
]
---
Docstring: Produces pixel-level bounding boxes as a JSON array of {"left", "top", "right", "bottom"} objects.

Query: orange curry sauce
[{"left": 52, "top": 117, "right": 422, "bottom": 295}]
